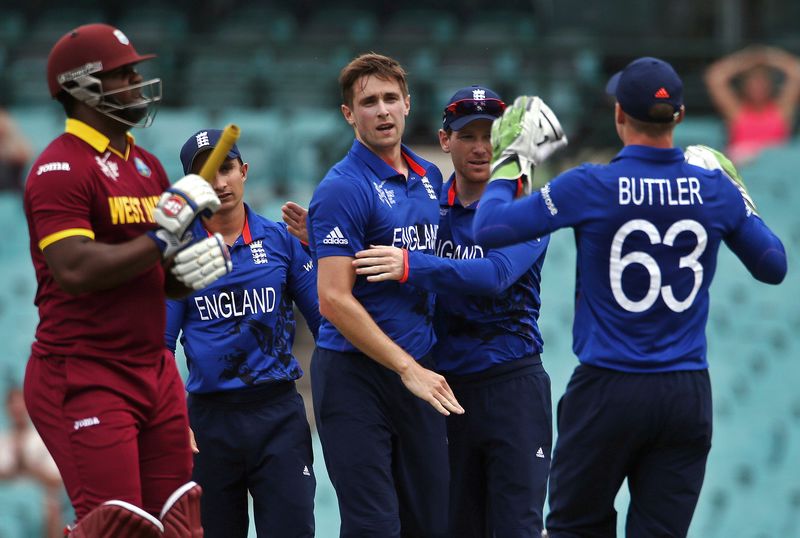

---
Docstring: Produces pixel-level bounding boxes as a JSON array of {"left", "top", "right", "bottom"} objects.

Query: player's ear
[
  {"left": 438, "top": 129, "right": 451, "bottom": 153},
  {"left": 341, "top": 104, "right": 355, "bottom": 126},
  {"left": 240, "top": 162, "right": 248, "bottom": 182},
  {"left": 404, "top": 93, "right": 411, "bottom": 117},
  {"left": 615, "top": 103, "right": 626, "bottom": 125},
  {"left": 675, "top": 105, "right": 685, "bottom": 125}
]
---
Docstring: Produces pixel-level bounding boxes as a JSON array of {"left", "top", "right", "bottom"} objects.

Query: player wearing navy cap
[
  {"left": 352, "top": 85, "right": 552, "bottom": 537},
  {"left": 306, "top": 53, "right": 463, "bottom": 537},
  {"left": 165, "top": 130, "right": 320, "bottom": 538},
  {"left": 474, "top": 57, "right": 787, "bottom": 537}
]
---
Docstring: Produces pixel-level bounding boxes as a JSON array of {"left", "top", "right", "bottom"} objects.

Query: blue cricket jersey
[
  {"left": 402, "top": 176, "right": 548, "bottom": 375},
  {"left": 474, "top": 145, "right": 787, "bottom": 373},
  {"left": 165, "top": 205, "right": 321, "bottom": 393},
  {"left": 308, "top": 139, "right": 442, "bottom": 359}
]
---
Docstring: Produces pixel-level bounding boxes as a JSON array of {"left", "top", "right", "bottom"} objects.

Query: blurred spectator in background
[
  {"left": 705, "top": 45, "right": 800, "bottom": 165},
  {"left": 0, "top": 387, "right": 64, "bottom": 537},
  {"left": 0, "top": 110, "right": 33, "bottom": 191}
]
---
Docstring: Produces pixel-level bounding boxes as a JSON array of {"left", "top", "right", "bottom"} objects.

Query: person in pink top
[{"left": 705, "top": 45, "right": 800, "bottom": 164}]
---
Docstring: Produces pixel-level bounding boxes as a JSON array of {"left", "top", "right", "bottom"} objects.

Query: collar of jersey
[
  {"left": 65, "top": 118, "right": 134, "bottom": 160},
  {"left": 441, "top": 174, "right": 476, "bottom": 209},
  {"left": 349, "top": 139, "right": 430, "bottom": 181},
  {"left": 203, "top": 203, "right": 264, "bottom": 246},
  {"left": 612, "top": 144, "right": 684, "bottom": 163}
]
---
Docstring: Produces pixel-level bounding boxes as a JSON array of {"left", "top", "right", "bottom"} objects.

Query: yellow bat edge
[{"left": 197, "top": 124, "right": 241, "bottom": 183}]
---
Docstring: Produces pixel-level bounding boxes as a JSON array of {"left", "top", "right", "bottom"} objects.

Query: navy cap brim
[
  {"left": 605, "top": 71, "right": 622, "bottom": 96},
  {"left": 447, "top": 113, "right": 499, "bottom": 131},
  {"left": 183, "top": 147, "right": 239, "bottom": 175}
]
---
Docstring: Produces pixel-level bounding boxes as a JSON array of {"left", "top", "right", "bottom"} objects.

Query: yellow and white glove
[
  {"left": 490, "top": 96, "right": 568, "bottom": 194},
  {"left": 171, "top": 233, "right": 232, "bottom": 290}
]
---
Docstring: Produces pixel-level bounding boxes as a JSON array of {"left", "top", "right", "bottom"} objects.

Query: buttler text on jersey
[{"left": 618, "top": 176, "right": 703, "bottom": 207}]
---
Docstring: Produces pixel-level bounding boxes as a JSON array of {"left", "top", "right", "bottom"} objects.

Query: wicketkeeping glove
[
  {"left": 171, "top": 233, "right": 233, "bottom": 290},
  {"left": 489, "top": 96, "right": 568, "bottom": 194},
  {"left": 684, "top": 144, "right": 757, "bottom": 214}
]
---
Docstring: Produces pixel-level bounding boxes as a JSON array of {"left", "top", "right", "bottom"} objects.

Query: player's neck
[
  {"left": 454, "top": 175, "right": 487, "bottom": 207},
  {"left": 374, "top": 144, "right": 408, "bottom": 178},
  {"left": 204, "top": 203, "right": 246, "bottom": 246},
  {"left": 74, "top": 109, "right": 130, "bottom": 154},
  {"left": 622, "top": 132, "right": 675, "bottom": 149}
]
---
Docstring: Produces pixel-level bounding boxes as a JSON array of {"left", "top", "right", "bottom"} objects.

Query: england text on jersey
[{"left": 194, "top": 287, "right": 277, "bottom": 321}]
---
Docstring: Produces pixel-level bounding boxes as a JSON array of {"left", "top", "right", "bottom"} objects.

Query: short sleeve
[
  {"left": 26, "top": 163, "right": 95, "bottom": 250},
  {"left": 308, "top": 175, "right": 371, "bottom": 258}
]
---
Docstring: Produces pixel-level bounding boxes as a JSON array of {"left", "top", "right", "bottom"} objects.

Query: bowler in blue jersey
[
  {"left": 307, "top": 53, "right": 463, "bottom": 538},
  {"left": 353, "top": 86, "right": 552, "bottom": 537},
  {"left": 474, "top": 58, "right": 787, "bottom": 537},
  {"left": 164, "top": 130, "right": 320, "bottom": 538}
]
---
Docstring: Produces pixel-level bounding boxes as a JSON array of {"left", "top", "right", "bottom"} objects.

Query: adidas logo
[
  {"left": 323, "top": 226, "right": 349, "bottom": 245},
  {"left": 654, "top": 87, "right": 670, "bottom": 99},
  {"left": 536, "top": 447, "right": 545, "bottom": 459},
  {"left": 303, "top": 465, "right": 311, "bottom": 476}
]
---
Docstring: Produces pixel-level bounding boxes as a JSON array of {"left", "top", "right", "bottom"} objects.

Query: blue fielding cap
[
  {"left": 442, "top": 85, "right": 506, "bottom": 131},
  {"left": 179, "top": 129, "right": 242, "bottom": 174},
  {"left": 606, "top": 57, "right": 683, "bottom": 123}
]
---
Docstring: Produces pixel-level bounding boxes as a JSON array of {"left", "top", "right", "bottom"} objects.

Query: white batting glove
[
  {"left": 684, "top": 144, "right": 757, "bottom": 214},
  {"left": 171, "top": 233, "right": 232, "bottom": 290},
  {"left": 153, "top": 174, "right": 221, "bottom": 238},
  {"left": 490, "top": 96, "right": 568, "bottom": 194},
  {"left": 147, "top": 228, "right": 193, "bottom": 259}
]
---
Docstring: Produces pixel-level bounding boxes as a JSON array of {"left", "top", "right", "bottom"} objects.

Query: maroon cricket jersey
[{"left": 24, "top": 119, "right": 170, "bottom": 361}]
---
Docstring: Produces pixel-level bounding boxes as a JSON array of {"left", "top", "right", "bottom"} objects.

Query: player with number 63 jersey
[{"left": 474, "top": 57, "right": 787, "bottom": 537}]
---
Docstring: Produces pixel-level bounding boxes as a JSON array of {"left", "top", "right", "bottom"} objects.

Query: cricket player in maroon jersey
[{"left": 23, "top": 23, "right": 231, "bottom": 537}]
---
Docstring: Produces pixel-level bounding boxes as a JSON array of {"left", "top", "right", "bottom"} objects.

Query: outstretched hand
[
  {"left": 281, "top": 201, "right": 309, "bottom": 244},
  {"left": 353, "top": 245, "right": 405, "bottom": 282}
]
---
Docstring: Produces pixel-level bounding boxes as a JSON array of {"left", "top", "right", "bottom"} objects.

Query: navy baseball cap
[
  {"left": 179, "top": 129, "right": 242, "bottom": 174},
  {"left": 606, "top": 57, "right": 683, "bottom": 123},
  {"left": 442, "top": 85, "right": 506, "bottom": 131}
]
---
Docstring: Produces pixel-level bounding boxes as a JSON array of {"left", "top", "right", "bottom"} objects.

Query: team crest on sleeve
[
  {"left": 250, "top": 240, "right": 268, "bottom": 264},
  {"left": 95, "top": 153, "right": 119, "bottom": 181},
  {"left": 134, "top": 157, "right": 152, "bottom": 177}
]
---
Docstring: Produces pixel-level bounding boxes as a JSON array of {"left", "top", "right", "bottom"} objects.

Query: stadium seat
[
  {"left": 382, "top": 9, "right": 457, "bottom": 47},
  {"left": 210, "top": 5, "right": 297, "bottom": 48},
  {"left": 303, "top": 8, "right": 377, "bottom": 47},
  {"left": 673, "top": 116, "right": 726, "bottom": 151},
  {"left": 461, "top": 10, "right": 536, "bottom": 46},
  {"left": 116, "top": 6, "right": 188, "bottom": 50},
  {"left": 27, "top": 7, "right": 109, "bottom": 52}
]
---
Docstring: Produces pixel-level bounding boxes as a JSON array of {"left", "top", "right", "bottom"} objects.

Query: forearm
[
  {"left": 45, "top": 235, "right": 162, "bottom": 295},
  {"left": 726, "top": 216, "right": 787, "bottom": 284},
  {"left": 473, "top": 180, "right": 545, "bottom": 249},
  {"left": 320, "top": 291, "right": 416, "bottom": 375}
]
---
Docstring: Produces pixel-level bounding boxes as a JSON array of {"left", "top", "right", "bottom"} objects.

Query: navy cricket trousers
[
  {"left": 312, "top": 347, "right": 450, "bottom": 538},
  {"left": 187, "top": 381, "right": 316, "bottom": 538},
  {"left": 446, "top": 356, "right": 552, "bottom": 538},
  {"left": 546, "top": 364, "right": 713, "bottom": 538}
]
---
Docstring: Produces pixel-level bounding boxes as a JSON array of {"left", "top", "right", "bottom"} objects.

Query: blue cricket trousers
[
  {"left": 312, "top": 347, "right": 449, "bottom": 538},
  {"left": 546, "top": 364, "right": 712, "bottom": 538}
]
